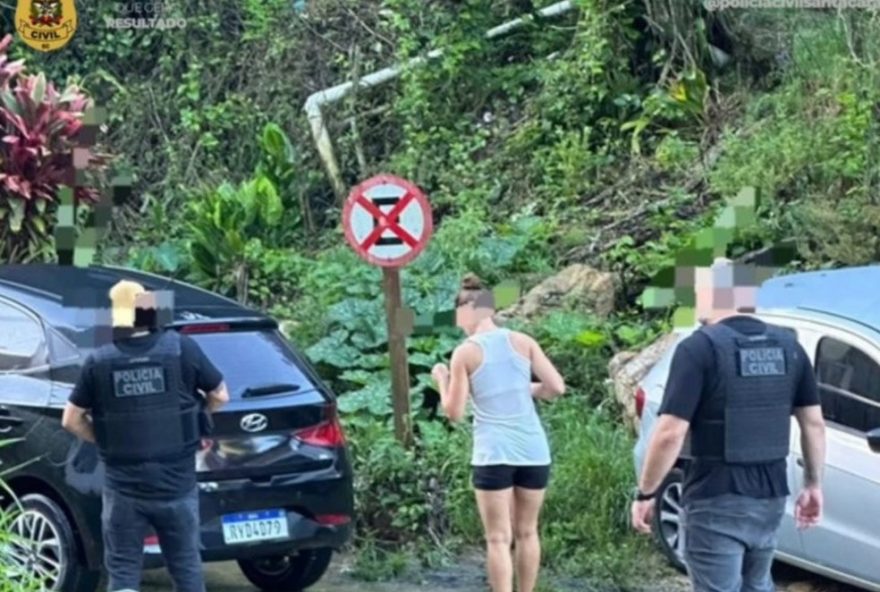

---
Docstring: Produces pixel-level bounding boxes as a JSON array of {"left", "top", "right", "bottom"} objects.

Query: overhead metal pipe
[{"left": 302, "top": 1, "right": 577, "bottom": 202}]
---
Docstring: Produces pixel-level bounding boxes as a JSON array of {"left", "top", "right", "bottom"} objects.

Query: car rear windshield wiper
[{"left": 241, "top": 383, "right": 302, "bottom": 398}]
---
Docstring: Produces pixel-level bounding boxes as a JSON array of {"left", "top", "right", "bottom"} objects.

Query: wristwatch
[{"left": 633, "top": 487, "right": 656, "bottom": 501}]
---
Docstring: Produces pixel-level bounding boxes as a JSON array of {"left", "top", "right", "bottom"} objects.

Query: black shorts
[{"left": 472, "top": 464, "right": 551, "bottom": 491}]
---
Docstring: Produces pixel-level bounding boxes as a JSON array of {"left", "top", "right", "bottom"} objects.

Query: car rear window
[{"left": 188, "top": 330, "right": 316, "bottom": 399}]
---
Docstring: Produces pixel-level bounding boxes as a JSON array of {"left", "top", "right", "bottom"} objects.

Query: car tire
[
  {"left": 652, "top": 468, "right": 687, "bottom": 573},
  {"left": 6, "top": 493, "right": 100, "bottom": 592},
  {"left": 238, "top": 547, "right": 334, "bottom": 591}
]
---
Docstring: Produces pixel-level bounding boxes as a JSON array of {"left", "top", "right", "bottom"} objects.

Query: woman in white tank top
[{"left": 432, "top": 274, "right": 566, "bottom": 592}]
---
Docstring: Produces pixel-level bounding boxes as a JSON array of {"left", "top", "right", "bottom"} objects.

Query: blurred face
[
  {"left": 694, "top": 265, "right": 758, "bottom": 321},
  {"left": 454, "top": 298, "right": 493, "bottom": 335},
  {"left": 133, "top": 291, "right": 158, "bottom": 329},
  {"left": 455, "top": 301, "right": 477, "bottom": 334}
]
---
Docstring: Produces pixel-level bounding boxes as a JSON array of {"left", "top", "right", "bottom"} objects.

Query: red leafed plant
[{"left": 0, "top": 33, "right": 111, "bottom": 263}]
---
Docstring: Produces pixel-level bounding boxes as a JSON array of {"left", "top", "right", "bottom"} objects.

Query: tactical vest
[
  {"left": 91, "top": 330, "right": 199, "bottom": 465},
  {"left": 690, "top": 320, "right": 800, "bottom": 464}
]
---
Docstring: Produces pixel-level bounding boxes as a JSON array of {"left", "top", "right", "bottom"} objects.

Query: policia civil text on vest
[
  {"left": 92, "top": 329, "right": 201, "bottom": 465},
  {"left": 689, "top": 322, "right": 801, "bottom": 465}
]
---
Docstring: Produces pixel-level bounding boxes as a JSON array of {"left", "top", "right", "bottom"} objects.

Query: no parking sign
[
  {"left": 341, "top": 174, "right": 434, "bottom": 448},
  {"left": 342, "top": 175, "right": 433, "bottom": 268}
]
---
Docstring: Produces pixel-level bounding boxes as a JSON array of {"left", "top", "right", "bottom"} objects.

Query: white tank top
[{"left": 466, "top": 328, "right": 551, "bottom": 466}]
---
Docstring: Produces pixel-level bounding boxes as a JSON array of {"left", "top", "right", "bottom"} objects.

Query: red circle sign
[{"left": 342, "top": 174, "right": 433, "bottom": 268}]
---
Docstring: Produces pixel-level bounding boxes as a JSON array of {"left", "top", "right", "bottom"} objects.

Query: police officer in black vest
[
  {"left": 631, "top": 258, "right": 827, "bottom": 592},
  {"left": 62, "top": 281, "right": 229, "bottom": 592}
]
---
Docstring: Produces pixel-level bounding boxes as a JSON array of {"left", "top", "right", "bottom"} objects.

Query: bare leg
[
  {"left": 509, "top": 496, "right": 517, "bottom": 551},
  {"left": 512, "top": 487, "right": 546, "bottom": 592},
  {"left": 475, "top": 488, "right": 514, "bottom": 592}
]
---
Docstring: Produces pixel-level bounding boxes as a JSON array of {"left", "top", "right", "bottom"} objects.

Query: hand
[
  {"left": 631, "top": 499, "right": 655, "bottom": 534},
  {"left": 794, "top": 485, "right": 823, "bottom": 530},
  {"left": 431, "top": 363, "right": 449, "bottom": 385}
]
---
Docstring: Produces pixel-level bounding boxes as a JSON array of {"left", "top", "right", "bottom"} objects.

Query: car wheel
[
  {"left": 238, "top": 547, "right": 334, "bottom": 591},
  {"left": 652, "top": 468, "right": 687, "bottom": 573},
  {"left": 5, "top": 493, "right": 100, "bottom": 592}
]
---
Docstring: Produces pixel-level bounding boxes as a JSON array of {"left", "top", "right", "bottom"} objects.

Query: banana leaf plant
[{"left": 186, "top": 175, "right": 283, "bottom": 303}]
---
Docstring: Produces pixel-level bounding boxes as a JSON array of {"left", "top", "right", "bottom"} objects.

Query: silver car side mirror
[{"left": 867, "top": 428, "right": 880, "bottom": 454}]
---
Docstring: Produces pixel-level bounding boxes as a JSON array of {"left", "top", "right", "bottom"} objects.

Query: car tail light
[
  {"left": 295, "top": 405, "right": 346, "bottom": 447},
  {"left": 314, "top": 514, "right": 351, "bottom": 526},
  {"left": 635, "top": 386, "right": 646, "bottom": 419},
  {"left": 180, "top": 323, "right": 230, "bottom": 334}
]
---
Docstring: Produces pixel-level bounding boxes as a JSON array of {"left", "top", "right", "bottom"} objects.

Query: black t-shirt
[
  {"left": 69, "top": 331, "right": 223, "bottom": 500},
  {"left": 658, "top": 316, "right": 820, "bottom": 502}
]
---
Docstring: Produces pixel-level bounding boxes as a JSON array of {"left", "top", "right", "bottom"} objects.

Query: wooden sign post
[{"left": 342, "top": 175, "right": 433, "bottom": 448}]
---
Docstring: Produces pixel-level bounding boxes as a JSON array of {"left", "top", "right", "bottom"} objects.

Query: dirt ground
[{"left": 135, "top": 553, "right": 862, "bottom": 592}]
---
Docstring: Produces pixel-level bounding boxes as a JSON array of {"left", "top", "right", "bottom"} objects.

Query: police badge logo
[{"left": 15, "top": 0, "right": 77, "bottom": 52}]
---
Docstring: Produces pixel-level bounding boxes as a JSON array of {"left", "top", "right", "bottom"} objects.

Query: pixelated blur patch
[
  {"left": 673, "top": 307, "right": 695, "bottom": 328},
  {"left": 394, "top": 306, "right": 415, "bottom": 338},
  {"left": 413, "top": 309, "right": 455, "bottom": 335},
  {"left": 492, "top": 280, "right": 521, "bottom": 309},
  {"left": 640, "top": 186, "right": 783, "bottom": 314},
  {"left": 55, "top": 186, "right": 77, "bottom": 266}
]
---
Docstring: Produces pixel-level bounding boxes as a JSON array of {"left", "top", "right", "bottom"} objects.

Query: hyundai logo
[{"left": 240, "top": 413, "right": 269, "bottom": 433}]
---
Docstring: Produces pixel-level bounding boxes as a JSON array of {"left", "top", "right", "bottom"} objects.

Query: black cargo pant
[{"left": 101, "top": 485, "right": 205, "bottom": 592}]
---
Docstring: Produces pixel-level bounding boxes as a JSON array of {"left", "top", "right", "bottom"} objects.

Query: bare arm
[
  {"left": 61, "top": 402, "right": 96, "bottom": 444},
  {"left": 637, "top": 414, "right": 689, "bottom": 495},
  {"left": 203, "top": 381, "right": 230, "bottom": 413},
  {"left": 439, "top": 346, "right": 471, "bottom": 422},
  {"left": 794, "top": 404, "right": 825, "bottom": 487},
  {"left": 527, "top": 336, "right": 565, "bottom": 400}
]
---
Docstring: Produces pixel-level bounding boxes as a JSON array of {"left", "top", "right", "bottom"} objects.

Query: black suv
[{"left": 0, "top": 264, "right": 354, "bottom": 591}]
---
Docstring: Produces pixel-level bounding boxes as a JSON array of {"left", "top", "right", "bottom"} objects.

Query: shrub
[
  {"left": 0, "top": 439, "right": 41, "bottom": 592},
  {"left": 539, "top": 398, "right": 647, "bottom": 583},
  {"left": 0, "top": 34, "right": 109, "bottom": 263}
]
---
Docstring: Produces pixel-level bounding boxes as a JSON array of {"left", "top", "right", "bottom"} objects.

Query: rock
[
  {"left": 608, "top": 331, "right": 681, "bottom": 433},
  {"left": 498, "top": 264, "right": 617, "bottom": 321}
]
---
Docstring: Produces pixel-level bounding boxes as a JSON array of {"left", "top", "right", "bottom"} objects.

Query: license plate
[{"left": 221, "top": 509, "right": 289, "bottom": 545}]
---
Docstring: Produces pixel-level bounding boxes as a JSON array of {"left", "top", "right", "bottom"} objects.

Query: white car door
[
  {"left": 789, "top": 323, "right": 880, "bottom": 586},
  {"left": 753, "top": 315, "right": 805, "bottom": 558}
]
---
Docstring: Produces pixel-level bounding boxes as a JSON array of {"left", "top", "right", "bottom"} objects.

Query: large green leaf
[
  {"left": 305, "top": 330, "right": 362, "bottom": 368},
  {"left": 1, "top": 89, "right": 20, "bottom": 116},
  {"left": 153, "top": 242, "right": 182, "bottom": 273},
  {"left": 338, "top": 369, "right": 374, "bottom": 385},
  {"left": 409, "top": 350, "right": 436, "bottom": 366},
  {"left": 337, "top": 377, "right": 392, "bottom": 416},
  {"left": 261, "top": 122, "right": 296, "bottom": 165},
  {"left": 328, "top": 298, "right": 388, "bottom": 349},
  {"left": 31, "top": 72, "right": 46, "bottom": 104},
  {"left": 254, "top": 175, "right": 282, "bottom": 226},
  {"left": 31, "top": 216, "right": 46, "bottom": 236},
  {"left": 8, "top": 199, "right": 25, "bottom": 233},
  {"left": 474, "top": 236, "right": 519, "bottom": 269},
  {"left": 261, "top": 123, "right": 285, "bottom": 160},
  {"left": 190, "top": 241, "right": 218, "bottom": 278}
]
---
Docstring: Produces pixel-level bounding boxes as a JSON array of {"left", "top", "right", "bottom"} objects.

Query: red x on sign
[
  {"left": 342, "top": 175, "right": 433, "bottom": 268},
  {"left": 355, "top": 192, "right": 418, "bottom": 249}
]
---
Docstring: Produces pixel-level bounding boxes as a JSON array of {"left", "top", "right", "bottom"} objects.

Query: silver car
[{"left": 632, "top": 265, "right": 880, "bottom": 591}]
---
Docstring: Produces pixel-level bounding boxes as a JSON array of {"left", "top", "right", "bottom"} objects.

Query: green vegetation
[
  {"left": 2, "top": 0, "right": 879, "bottom": 587},
  {"left": 0, "top": 440, "right": 40, "bottom": 592}
]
